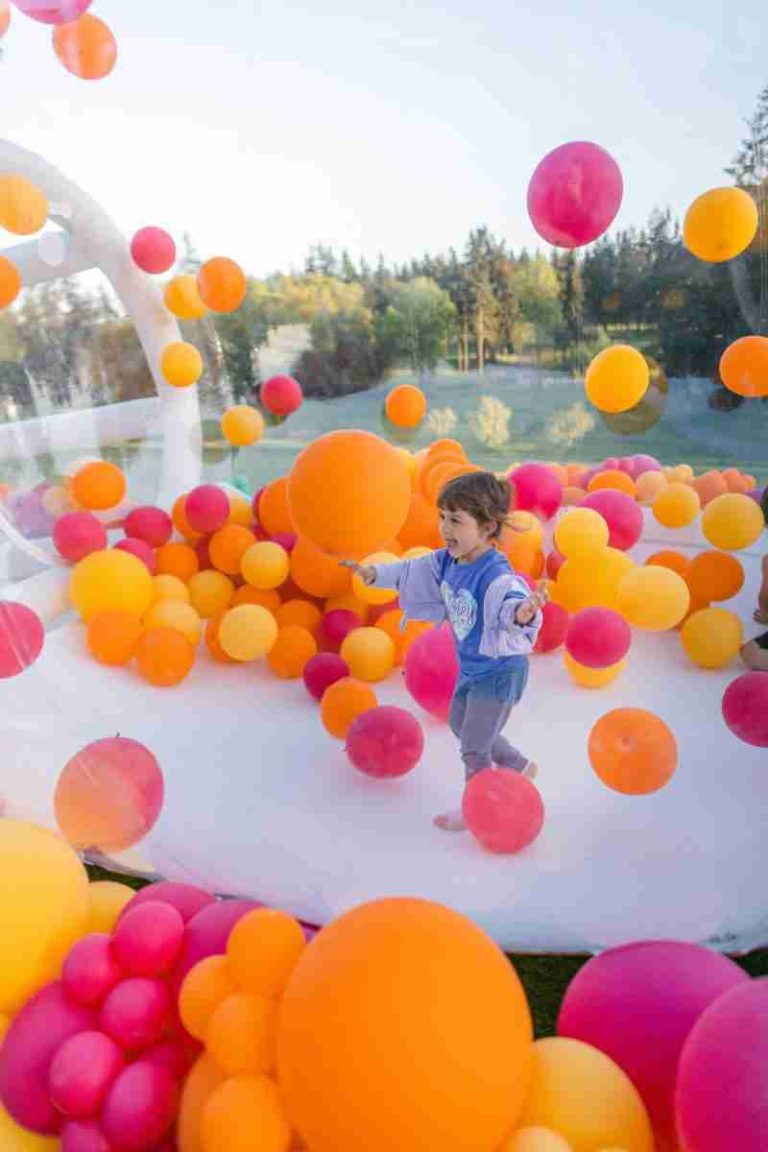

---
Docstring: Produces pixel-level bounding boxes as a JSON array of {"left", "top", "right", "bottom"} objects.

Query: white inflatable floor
[{"left": 1, "top": 525, "right": 766, "bottom": 955}]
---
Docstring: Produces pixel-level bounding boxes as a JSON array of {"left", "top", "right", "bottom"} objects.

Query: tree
[
  {"left": 465, "top": 227, "right": 501, "bottom": 371},
  {"left": 554, "top": 250, "right": 584, "bottom": 344},
  {"left": 211, "top": 286, "right": 274, "bottom": 401},
  {"left": 726, "top": 83, "right": 768, "bottom": 334},
  {"left": 376, "top": 278, "right": 456, "bottom": 375}
]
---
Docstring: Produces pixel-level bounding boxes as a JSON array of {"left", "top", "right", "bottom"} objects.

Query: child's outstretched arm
[
  {"left": 755, "top": 555, "right": 768, "bottom": 625},
  {"left": 339, "top": 552, "right": 446, "bottom": 620},
  {"left": 514, "top": 584, "right": 549, "bottom": 625}
]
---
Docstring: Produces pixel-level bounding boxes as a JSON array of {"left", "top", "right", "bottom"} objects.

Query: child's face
[{"left": 438, "top": 506, "right": 495, "bottom": 560}]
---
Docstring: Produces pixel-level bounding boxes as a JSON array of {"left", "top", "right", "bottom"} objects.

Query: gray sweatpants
[{"left": 449, "top": 662, "right": 530, "bottom": 781}]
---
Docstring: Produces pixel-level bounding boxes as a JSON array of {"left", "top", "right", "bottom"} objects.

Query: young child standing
[
  {"left": 740, "top": 488, "right": 768, "bottom": 671},
  {"left": 343, "top": 471, "right": 545, "bottom": 832}
]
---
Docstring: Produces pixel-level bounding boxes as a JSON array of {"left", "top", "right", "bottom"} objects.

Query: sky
[{"left": 1, "top": 0, "right": 765, "bottom": 277}]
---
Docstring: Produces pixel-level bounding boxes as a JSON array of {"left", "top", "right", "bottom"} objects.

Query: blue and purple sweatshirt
[{"left": 372, "top": 547, "right": 542, "bottom": 681}]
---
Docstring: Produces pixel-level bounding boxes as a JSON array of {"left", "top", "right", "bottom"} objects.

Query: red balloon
[
  {"left": 528, "top": 141, "right": 623, "bottom": 248},
  {"left": 404, "top": 623, "right": 458, "bottom": 722},
  {"left": 100, "top": 1060, "right": 179, "bottom": 1151},
  {"left": 123, "top": 506, "right": 173, "bottom": 549},
  {"left": 319, "top": 609, "right": 360, "bottom": 651},
  {"left": 114, "top": 537, "right": 156, "bottom": 574},
  {"left": 62, "top": 934, "right": 122, "bottom": 1009},
  {"left": 581, "top": 488, "right": 644, "bottom": 552},
  {"left": 463, "top": 769, "right": 544, "bottom": 854},
  {"left": 121, "top": 881, "right": 214, "bottom": 923},
  {"left": 184, "top": 485, "right": 230, "bottom": 534},
  {"left": 130, "top": 227, "right": 176, "bottom": 275},
  {"left": 270, "top": 530, "right": 297, "bottom": 552},
  {"left": 260, "top": 374, "right": 303, "bottom": 417},
  {"left": 48, "top": 1030, "right": 124, "bottom": 1119},
  {"left": 566, "top": 607, "right": 631, "bottom": 668},
  {"left": 546, "top": 548, "right": 566, "bottom": 580},
  {"left": 0, "top": 600, "right": 44, "bottom": 679},
  {"left": 534, "top": 600, "right": 569, "bottom": 653},
  {"left": 61, "top": 1119, "right": 112, "bottom": 1151},
  {"left": 11, "top": 0, "right": 91, "bottom": 23},
  {"left": 99, "top": 978, "right": 171, "bottom": 1053},
  {"left": 113, "top": 903, "right": 185, "bottom": 978},
  {"left": 346, "top": 705, "right": 425, "bottom": 778},
  {"left": 54, "top": 511, "right": 107, "bottom": 562},
  {"left": 303, "top": 652, "right": 350, "bottom": 701},
  {"left": 508, "top": 462, "right": 563, "bottom": 521},
  {"left": 721, "top": 672, "right": 768, "bottom": 747}
]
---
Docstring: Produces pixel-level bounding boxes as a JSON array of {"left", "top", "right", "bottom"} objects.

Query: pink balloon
[
  {"left": 130, "top": 227, "right": 176, "bottom": 276},
  {"left": 270, "top": 531, "right": 297, "bottom": 552},
  {"left": 61, "top": 1119, "right": 112, "bottom": 1152},
  {"left": 0, "top": 982, "right": 96, "bottom": 1134},
  {"left": 404, "top": 623, "right": 458, "bottom": 722},
  {"left": 528, "top": 141, "right": 623, "bottom": 248},
  {"left": 558, "top": 940, "right": 749, "bottom": 1149},
  {"left": 113, "top": 903, "right": 185, "bottom": 978},
  {"left": 122, "top": 881, "right": 214, "bottom": 923},
  {"left": 114, "top": 537, "right": 156, "bottom": 574},
  {"left": 172, "top": 899, "right": 261, "bottom": 987},
  {"left": 142, "top": 1037, "right": 195, "bottom": 1080},
  {"left": 566, "top": 607, "right": 631, "bottom": 668},
  {"left": 509, "top": 462, "right": 563, "bottom": 521},
  {"left": 462, "top": 769, "right": 544, "bottom": 854},
  {"left": 581, "top": 489, "right": 644, "bottom": 551},
  {"left": 602, "top": 456, "right": 621, "bottom": 472},
  {"left": 62, "top": 934, "right": 123, "bottom": 1009},
  {"left": 48, "top": 1031, "right": 124, "bottom": 1119},
  {"left": 632, "top": 454, "right": 662, "bottom": 476},
  {"left": 722, "top": 672, "right": 768, "bottom": 747},
  {"left": 184, "top": 485, "right": 229, "bottom": 534},
  {"left": 53, "top": 512, "right": 107, "bottom": 562},
  {"left": 101, "top": 1060, "right": 179, "bottom": 1151},
  {"left": 123, "top": 506, "right": 173, "bottom": 549},
  {"left": 534, "top": 600, "right": 569, "bottom": 654},
  {"left": 303, "top": 652, "right": 350, "bottom": 701},
  {"left": 0, "top": 600, "right": 45, "bottom": 679},
  {"left": 11, "top": 0, "right": 91, "bottom": 24},
  {"left": 260, "top": 374, "right": 303, "bottom": 417},
  {"left": 319, "top": 609, "right": 360, "bottom": 652},
  {"left": 346, "top": 705, "right": 424, "bottom": 778},
  {"left": 676, "top": 978, "right": 768, "bottom": 1152},
  {"left": 99, "top": 978, "right": 170, "bottom": 1054}
]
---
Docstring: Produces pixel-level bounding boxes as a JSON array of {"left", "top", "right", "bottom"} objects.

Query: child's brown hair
[{"left": 437, "top": 471, "right": 515, "bottom": 540}]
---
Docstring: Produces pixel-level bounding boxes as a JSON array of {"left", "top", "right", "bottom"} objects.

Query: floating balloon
[
  {"left": 581, "top": 491, "right": 643, "bottom": 552},
  {"left": 340, "top": 626, "right": 395, "bottom": 682},
  {"left": 508, "top": 463, "right": 563, "bottom": 521},
  {"left": 303, "top": 652, "right": 350, "bottom": 701},
  {"left": 163, "top": 274, "right": 207, "bottom": 321},
  {"left": 721, "top": 671, "right": 768, "bottom": 747},
  {"left": 70, "top": 461, "right": 126, "bottom": 510},
  {"left": 683, "top": 186, "right": 758, "bottom": 263},
  {"left": 719, "top": 334, "right": 768, "bottom": 398},
  {"left": 0, "top": 601, "right": 44, "bottom": 679},
  {"left": 617, "top": 567, "right": 689, "bottom": 631},
  {"left": 221, "top": 405, "right": 265, "bottom": 447},
  {"left": 404, "top": 623, "right": 458, "bottom": 720},
  {"left": 566, "top": 608, "right": 631, "bottom": 669},
  {"left": 161, "top": 342, "right": 203, "bottom": 389},
  {"left": 345, "top": 706, "right": 424, "bottom": 778},
  {"left": 130, "top": 227, "right": 175, "bottom": 275},
  {"left": 385, "top": 384, "right": 427, "bottom": 428},
  {"left": 0, "top": 255, "right": 22, "bottom": 310},
  {"left": 261, "top": 375, "right": 303, "bottom": 417},
  {"left": 197, "top": 258, "right": 246, "bottom": 314},
  {"left": 53, "top": 13, "right": 117, "bottom": 81},
  {"left": 463, "top": 769, "right": 544, "bottom": 854},
  {"left": 681, "top": 607, "right": 743, "bottom": 669},
  {"left": 527, "top": 141, "right": 623, "bottom": 248},
  {"left": 701, "top": 492, "right": 764, "bottom": 551},
  {"left": 320, "top": 676, "right": 378, "bottom": 739},
  {"left": 0, "top": 174, "right": 48, "bottom": 235},
  {"left": 585, "top": 346, "right": 649, "bottom": 414}
]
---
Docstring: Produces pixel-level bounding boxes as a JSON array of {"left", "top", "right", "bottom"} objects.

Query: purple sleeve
[{"left": 372, "top": 551, "right": 446, "bottom": 617}]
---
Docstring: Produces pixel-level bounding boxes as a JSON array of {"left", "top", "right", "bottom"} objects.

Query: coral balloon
[
  {"left": 260, "top": 374, "right": 303, "bottom": 417},
  {"left": 340, "top": 626, "right": 395, "bottom": 681},
  {"left": 701, "top": 492, "right": 764, "bottom": 551},
  {"left": 48, "top": 1032, "right": 124, "bottom": 1120},
  {"left": 681, "top": 607, "right": 743, "bottom": 669},
  {"left": 135, "top": 626, "right": 195, "bottom": 686},
  {"left": 320, "top": 676, "right": 378, "bottom": 739},
  {"left": 509, "top": 463, "right": 563, "bottom": 521},
  {"left": 277, "top": 898, "right": 533, "bottom": 1152},
  {"left": 288, "top": 430, "right": 411, "bottom": 558},
  {"left": 197, "top": 257, "right": 246, "bottom": 314},
  {"left": 227, "top": 908, "right": 307, "bottom": 999},
  {"left": 160, "top": 341, "right": 203, "bottom": 389},
  {"left": 385, "top": 383, "right": 427, "bottom": 428},
  {"left": 721, "top": 671, "right": 768, "bottom": 747},
  {"left": 566, "top": 608, "right": 631, "bottom": 669},
  {"left": 527, "top": 141, "right": 623, "bottom": 248},
  {"left": 303, "top": 652, "right": 349, "bottom": 700},
  {"left": 686, "top": 553, "right": 744, "bottom": 608},
  {"left": 404, "top": 623, "right": 458, "bottom": 720},
  {"left": 130, "top": 227, "right": 175, "bottom": 275},
  {"left": 0, "top": 600, "right": 44, "bottom": 679},
  {"left": 534, "top": 601, "right": 569, "bottom": 654},
  {"left": 683, "top": 186, "right": 758, "bottom": 263},
  {"left": 345, "top": 705, "right": 424, "bottom": 778},
  {"left": 581, "top": 491, "right": 643, "bottom": 552},
  {"left": 617, "top": 567, "right": 689, "bottom": 631},
  {"left": 0, "top": 255, "right": 22, "bottom": 310},
  {"left": 53, "top": 13, "right": 117, "bottom": 80},
  {"left": 70, "top": 461, "right": 125, "bottom": 510},
  {"left": 588, "top": 708, "right": 677, "bottom": 795},
  {"left": 719, "top": 334, "right": 768, "bottom": 398},
  {"left": 86, "top": 609, "right": 142, "bottom": 666},
  {"left": 463, "top": 769, "right": 544, "bottom": 854},
  {"left": 554, "top": 507, "right": 609, "bottom": 558},
  {"left": 163, "top": 273, "right": 207, "bottom": 321},
  {"left": 397, "top": 492, "right": 442, "bottom": 550},
  {"left": 585, "top": 346, "right": 649, "bottom": 414},
  {"left": 563, "top": 652, "right": 626, "bottom": 689},
  {"left": 0, "top": 174, "right": 48, "bottom": 235},
  {"left": 221, "top": 404, "right": 265, "bottom": 447}
]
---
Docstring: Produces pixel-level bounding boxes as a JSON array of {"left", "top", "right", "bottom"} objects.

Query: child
[
  {"left": 342, "top": 471, "right": 546, "bottom": 832},
  {"left": 740, "top": 487, "right": 768, "bottom": 671}
]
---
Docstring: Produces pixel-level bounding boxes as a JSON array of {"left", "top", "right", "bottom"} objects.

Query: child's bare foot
[
  {"left": 523, "top": 760, "right": 538, "bottom": 780},
  {"left": 433, "top": 809, "right": 466, "bottom": 832}
]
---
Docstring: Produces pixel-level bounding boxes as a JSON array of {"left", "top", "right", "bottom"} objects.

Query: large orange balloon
[
  {"left": 276, "top": 898, "right": 533, "bottom": 1152},
  {"left": 588, "top": 708, "right": 677, "bottom": 794},
  {"left": 202, "top": 1075, "right": 291, "bottom": 1152},
  {"left": 290, "top": 537, "right": 351, "bottom": 598},
  {"left": 259, "top": 477, "right": 294, "bottom": 535},
  {"left": 719, "top": 335, "right": 768, "bottom": 398},
  {"left": 0, "top": 255, "right": 21, "bottom": 310},
  {"left": 288, "top": 431, "right": 411, "bottom": 558},
  {"left": 177, "top": 1054, "right": 226, "bottom": 1152},
  {"left": 396, "top": 492, "right": 442, "bottom": 550},
  {"left": 53, "top": 13, "right": 118, "bottom": 80}
]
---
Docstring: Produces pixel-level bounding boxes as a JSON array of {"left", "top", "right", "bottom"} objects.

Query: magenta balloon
[
  {"left": 123, "top": 506, "right": 173, "bottom": 549},
  {"left": 48, "top": 1031, "right": 124, "bottom": 1120},
  {"left": 142, "top": 1037, "right": 194, "bottom": 1080},
  {"left": 528, "top": 141, "right": 623, "bottom": 248},
  {"left": 101, "top": 1060, "right": 179, "bottom": 1151},
  {"left": 509, "top": 462, "right": 563, "bottom": 521},
  {"left": 676, "top": 978, "right": 768, "bottom": 1152},
  {"left": 270, "top": 531, "right": 297, "bottom": 552},
  {"left": 0, "top": 600, "right": 45, "bottom": 679},
  {"left": 114, "top": 537, "right": 156, "bottom": 574},
  {"left": 62, "top": 934, "right": 123, "bottom": 1009},
  {"left": 121, "top": 881, "right": 214, "bottom": 923},
  {"left": 565, "top": 607, "right": 631, "bottom": 668},
  {"left": 319, "top": 609, "right": 360, "bottom": 651},
  {"left": 0, "top": 982, "right": 95, "bottom": 1134},
  {"left": 113, "top": 902, "right": 185, "bottom": 978},
  {"left": 11, "top": 0, "right": 91, "bottom": 24},
  {"left": 404, "top": 623, "right": 458, "bottom": 722},
  {"left": 261, "top": 374, "right": 303, "bottom": 417},
  {"left": 53, "top": 512, "right": 107, "bottom": 562},
  {"left": 61, "top": 1120, "right": 112, "bottom": 1152},
  {"left": 722, "top": 672, "right": 768, "bottom": 747},
  {"left": 184, "top": 485, "right": 229, "bottom": 535},
  {"left": 558, "top": 940, "right": 749, "bottom": 1148},
  {"left": 534, "top": 600, "right": 569, "bottom": 654},
  {"left": 172, "top": 899, "right": 261, "bottom": 986},
  {"left": 130, "top": 227, "right": 176, "bottom": 276},
  {"left": 346, "top": 705, "right": 424, "bottom": 778},
  {"left": 463, "top": 769, "right": 544, "bottom": 854},
  {"left": 99, "top": 978, "right": 170, "bottom": 1054},
  {"left": 631, "top": 454, "right": 662, "bottom": 477},
  {"left": 581, "top": 489, "right": 644, "bottom": 551},
  {"left": 303, "top": 652, "right": 350, "bottom": 701}
]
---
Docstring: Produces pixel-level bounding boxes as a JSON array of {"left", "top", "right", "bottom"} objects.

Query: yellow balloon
[
  {"left": 701, "top": 493, "right": 765, "bottom": 551},
  {"left": 553, "top": 549, "right": 634, "bottom": 613},
  {"left": 681, "top": 607, "right": 743, "bottom": 669},
  {"left": 519, "top": 1038, "right": 653, "bottom": 1152},
  {"left": 652, "top": 482, "right": 701, "bottom": 528},
  {"left": 352, "top": 552, "right": 400, "bottom": 606},
  {"left": 161, "top": 341, "right": 203, "bottom": 388},
  {"left": 219, "top": 605, "right": 278, "bottom": 661},
  {"left": 0, "top": 821, "right": 90, "bottom": 1013},
  {"left": 563, "top": 652, "right": 626, "bottom": 688},
  {"left": 0, "top": 1105, "right": 59, "bottom": 1151},
  {"left": 585, "top": 346, "right": 649, "bottom": 414},
  {"left": 683, "top": 186, "right": 758, "bottom": 263},
  {"left": 634, "top": 472, "right": 666, "bottom": 505},
  {"left": 228, "top": 492, "right": 254, "bottom": 527},
  {"left": 0, "top": 174, "right": 49, "bottom": 236},
  {"left": 501, "top": 1127, "right": 574, "bottom": 1151},
  {"left": 86, "top": 880, "right": 135, "bottom": 934},
  {"left": 402, "top": 545, "right": 432, "bottom": 559},
  {"left": 153, "top": 574, "right": 192, "bottom": 605},
  {"left": 188, "top": 570, "right": 235, "bottom": 619},
  {"left": 618, "top": 567, "right": 690, "bottom": 631},
  {"left": 340, "top": 626, "right": 396, "bottom": 681},
  {"left": 144, "top": 599, "right": 202, "bottom": 646},
  {"left": 70, "top": 549, "right": 154, "bottom": 624},
  {"left": 241, "top": 542, "right": 290, "bottom": 590},
  {"left": 221, "top": 405, "right": 265, "bottom": 448},
  {"left": 553, "top": 508, "right": 609, "bottom": 559},
  {"left": 164, "top": 273, "right": 208, "bottom": 320}
]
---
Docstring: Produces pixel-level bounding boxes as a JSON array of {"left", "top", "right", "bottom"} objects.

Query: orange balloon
[
  {"left": 324, "top": 591, "right": 369, "bottom": 622},
  {"left": 177, "top": 1054, "right": 226, "bottom": 1152},
  {"left": 289, "top": 537, "right": 352, "bottom": 599},
  {"left": 686, "top": 550, "right": 745, "bottom": 603},
  {"left": 719, "top": 334, "right": 768, "bottom": 398},
  {"left": 156, "top": 542, "right": 199, "bottom": 583},
  {"left": 267, "top": 625, "right": 317, "bottom": 678},
  {"left": 589, "top": 708, "right": 677, "bottom": 794},
  {"left": 553, "top": 549, "right": 634, "bottom": 613},
  {"left": 173, "top": 494, "right": 203, "bottom": 542},
  {"left": 197, "top": 257, "right": 247, "bottom": 313},
  {"left": 562, "top": 485, "right": 588, "bottom": 506},
  {"left": 423, "top": 460, "right": 478, "bottom": 504},
  {"left": 234, "top": 585, "right": 282, "bottom": 612},
  {"left": 209, "top": 525, "right": 256, "bottom": 576},
  {"left": 645, "top": 550, "right": 690, "bottom": 578},
  {"left": 0, "top": 174, "right": 48, "bottom": 235},
  {"left": 385, "top": 384, "right": 427, "bottom": 428},
  {"left": 692, "top": 470, "right": 728, "bottom": 507},
  {"left": 375, "top": 609, "right": 431, "bottom": 665},
  {"left": 204, "top": 614, "right": 237, "bottom": 664},
  {"left": 427, "top": 438, "right": 466, "bottom": 459},
  {"left": 86, "top": 608, "right": 142, "bottom": 665},
  {"left": 587, "top": 470, "right": 636, "bottom": 497},
  {"left": 206, "top": 991, "right": 279, "bottom": 1076},
  {"left": 652, "top": 483, "right": 700, "bottom": 529},
  {"left": 53, "top": 13, "right": 117, "bottom": 81},
  {"left": 0, "top": 255, "right": 21, "bottom": 310},
  {"left": 201, "top": 1075, "right": 291, "bottom": 1152},
  {"left": 70, "top": 461, "right": 126, "bottom": 510},
  {"left": 164, "top": 274, "right": 208, "bottom": 321},
  {"left": 276, "top": 898, "right": 533, "bottom": 1152},
  {"left": 179, "top": 955, "right": 236, "bottom": 1042},
  {"left": 288, "top": 431, "right": 411, "bottom": 558},
  {"left": 274, "top": 600, "right": 322, "bottom": 636},
  {"left": 397, "top": 493, "right": 442, "bottom": 550},
  {"left": 320, "top": 677, "right": 378, "bottom": 738},
  {"left": 227, "top": 908, "right": 307, "bottom": 999},
  {"left": 135, "top": 626, "right": 195, "bottom": 686},
  {"left": 259, "top": 477, "right": 294, "bottom": 536}
]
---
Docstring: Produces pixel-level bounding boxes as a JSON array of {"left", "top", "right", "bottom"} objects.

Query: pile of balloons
[{"left": 1, "top": 1, "right": 117, "bottom": 81}]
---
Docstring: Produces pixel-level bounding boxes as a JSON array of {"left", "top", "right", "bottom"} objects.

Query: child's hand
[
  {"left": 339, "top": 560, "right": 376, "bottom": 586},
  {"left": 754, "top": 607, "right": 768, "bottom": 625},
  {"left": 515, "top": 585, "right": 548, "bottom": 626}
]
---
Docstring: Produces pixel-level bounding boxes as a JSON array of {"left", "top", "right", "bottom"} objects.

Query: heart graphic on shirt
[{"left": 440, "top": 583, "right": 477, "bottom": 641}]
